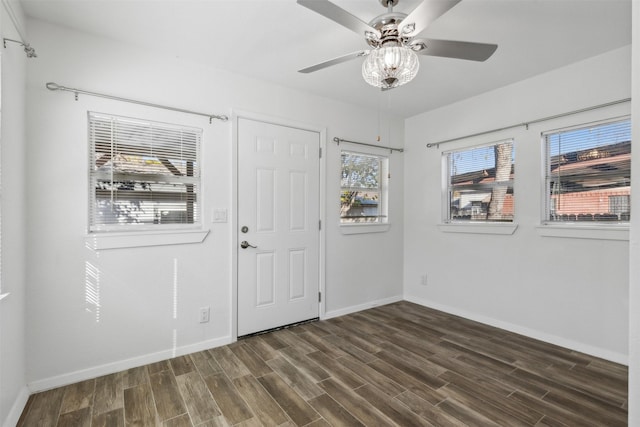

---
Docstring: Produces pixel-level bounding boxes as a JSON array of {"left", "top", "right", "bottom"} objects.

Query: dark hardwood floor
[{"left": 18, "top": 301, "right": 628, "bottom": 426}]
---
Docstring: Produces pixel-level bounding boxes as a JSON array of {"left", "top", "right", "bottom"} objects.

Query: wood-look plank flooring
[{"left": 18, "top": 301, "right": 628, "bottom": 426}]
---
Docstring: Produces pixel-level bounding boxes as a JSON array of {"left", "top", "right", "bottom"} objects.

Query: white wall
[
  {"left": 404, "top": 45, "right": 631, "bottom": 363},
  {"left": 24, "top": 19, "right": 404, "bottom": 389},
  {"left": 21, "top": 7, "right": 633, "bottom": 418},
  {"left": 0, "top": 2, "right": 29, "bottom": 425},
  {"left": 628, "top": 1, "right": 639, "bottom": 424}
]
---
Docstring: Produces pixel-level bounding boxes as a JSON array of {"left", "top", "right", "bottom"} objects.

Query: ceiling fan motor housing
[
  {"left": 367, "top": 12, "right": 409, "bottom": 48},
  {"left": 379, "top": 0, "right": 399, "bottom": 7}
]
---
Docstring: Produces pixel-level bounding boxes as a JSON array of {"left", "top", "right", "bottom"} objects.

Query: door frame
[{"left": 231, "top": 110, "right": 327, "bottom": 341}]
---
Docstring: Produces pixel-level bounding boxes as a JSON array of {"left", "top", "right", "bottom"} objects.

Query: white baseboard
[
  {"left": 28, "top": 336, "right": 233, "bottom": 393},
  {"left": 405, "top": 295, "right": 628, "bottom": 365},
  {"left": 323, "top": 294, "right": 403, "bottom": 320},
  {"left": 26, "top": 295, "right": 625, "bottom": 398},
  {"left": 3, "top": 386, "right": 29, "bottom": 427}
]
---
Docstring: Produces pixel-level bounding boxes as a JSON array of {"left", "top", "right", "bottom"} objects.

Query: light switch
[{"left": 212, "top": 208, "right": 228, "bottom": 223}]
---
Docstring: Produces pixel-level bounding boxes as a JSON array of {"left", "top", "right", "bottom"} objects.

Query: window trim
[
  {"left": 340, "top": 223, "right": 391, "bottom": 235},
  {"left": 85, "top": 229, "right": 210, "bottom": 250},
  {"left": 339, "top": 149, "right": 390, "bottom": 231},
  {"left": 535, "top": 224, "right": 628, "bottom": 241}
]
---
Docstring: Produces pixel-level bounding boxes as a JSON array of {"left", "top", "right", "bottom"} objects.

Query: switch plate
[
  {"left": 199, "top": 307, "right": 210, "bottom": 323},
  {"left": 212, "top": 208, "right": 228, "bottom": 223}
]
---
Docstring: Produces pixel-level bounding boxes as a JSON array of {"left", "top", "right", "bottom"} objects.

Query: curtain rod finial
[
  {"left": 210, "top": 115, "right": 228, "bottom": 123},
  {"left": 24, "top": 43, "right": 37, "bottom": 58}
]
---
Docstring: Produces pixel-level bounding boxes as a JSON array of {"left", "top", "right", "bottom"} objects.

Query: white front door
[{"left": 237, "top": 117, "right": 321, "bottom": 336}]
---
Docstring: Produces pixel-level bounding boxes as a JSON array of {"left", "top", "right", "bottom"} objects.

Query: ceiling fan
[{"left": 297, "top": 0, "right": 498, "bottom": 90}]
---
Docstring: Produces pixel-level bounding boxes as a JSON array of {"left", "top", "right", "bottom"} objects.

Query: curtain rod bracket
[
  {"left": 3, "top": 38, "right": 37, "bottom": 58},
  {"left": 46, "top": 81, "right": 229, "bottom": 123}
]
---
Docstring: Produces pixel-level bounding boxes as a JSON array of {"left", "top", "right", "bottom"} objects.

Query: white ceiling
[{"left": 20, "top": 0, "right": 632, "bottom": 118}]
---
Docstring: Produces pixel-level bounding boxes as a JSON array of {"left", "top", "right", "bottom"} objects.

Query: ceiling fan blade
[
  {"left": 399, "top": 0, "right": 461, "bottom": 37},
  {"left": 298, "top": 50, "right": 370, "bottom": 73},
  {"left": 413, "top": 38, "right": 498, "bottom": 62},
  {"left": 297, "top": 0, "right": 381, "bottom": 39}
]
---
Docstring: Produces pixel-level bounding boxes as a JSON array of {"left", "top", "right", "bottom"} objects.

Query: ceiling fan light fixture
[{"left": 361, "top": 45, "right": 419, "bottom": 89}]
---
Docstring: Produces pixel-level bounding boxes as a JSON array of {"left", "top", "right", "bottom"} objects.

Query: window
[
  {"left": 444, "top": 139, "right": 515, "bottom": 223},
  {"left": 88, "top": 112, "right": 202, "bottom": 232},
  {"left": 340, "top": 151, "right": 388, "bottom": 224},
  {"left": 543, "top": 117, "right": 630, "bottom": 224}
]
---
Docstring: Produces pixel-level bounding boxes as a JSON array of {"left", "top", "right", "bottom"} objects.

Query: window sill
[
  {"left": 536, "top": 224, "right": 629, "bottom": 241},
  {"left": 340, "top": 223, "right": 390, "bottom": 235},
  {"left": 85, "top": 229, "right": 210, "bottom": 250},
  {"left": 438, "top": 222, "right": 518, "bottom": 235}
]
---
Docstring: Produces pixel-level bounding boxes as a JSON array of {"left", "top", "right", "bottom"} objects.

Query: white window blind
[
  {"left": 543, "top": 117, "right": 631, "bottom": 223},
  {"left": 445, "top": 139, "right": 515, "bottom": 222},
  {"left": 340, "top": 151, "right": 388, "bottom": 224},
  {"left": 88, "top": 112, "right": 202, "bottom": 232}
]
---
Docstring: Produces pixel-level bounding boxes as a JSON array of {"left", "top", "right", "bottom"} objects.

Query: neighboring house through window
[
  {"left": 444, "top": 139, "right": 515, "bottom": 223},
  {"left": 543, "top": 117, "right": 631, "bottom": 223},
  {"left": 340, "top": 150, "right": 388, "bottom": 224},
  {"left": 88, "top": 112, "right": 202, "bottom": 232}
]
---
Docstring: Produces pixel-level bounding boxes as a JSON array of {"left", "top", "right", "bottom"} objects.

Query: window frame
[
  {"left": 88, "top": 111, "right": 203, "bottom": 234},
  {"left": 339, "top": 149, "right": 390, "bottom": 232},
  {"left": 442, "top": 138, "right": 516, "bottom": 225},
  {"left": 541, "top": 115, "right": 631, "bottom": 229}
]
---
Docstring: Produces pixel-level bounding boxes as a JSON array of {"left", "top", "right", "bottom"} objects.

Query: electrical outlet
[
  {"left": 421, "top": 274, "right": 428, "bottom": 286},
  {"left": 199, "top": 307, "right": 210, "bottom": 323}
]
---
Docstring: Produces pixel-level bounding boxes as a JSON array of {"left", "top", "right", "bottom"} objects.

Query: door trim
[{"left": 231, "top": 110, "right": 327, "bottom": 342}]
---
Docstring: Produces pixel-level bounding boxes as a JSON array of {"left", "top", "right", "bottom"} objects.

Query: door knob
[{"left": 240, "top": 240, "right": 257, "bottom": 249}]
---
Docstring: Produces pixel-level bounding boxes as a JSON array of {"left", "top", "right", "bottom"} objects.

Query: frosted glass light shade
[{"left": 362, "top": 46, "right": 419, "bottom": 89}]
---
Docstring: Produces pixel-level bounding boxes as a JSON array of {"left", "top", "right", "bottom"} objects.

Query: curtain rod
[
  {"left": 426, "top": 97, "right": 631, "bottom": 149},
  {"left": 46, "top": 82, "right": 229, "bottom": 123},
  {"left": 333, "top": 137, "right": 404, "bottom": 153}
]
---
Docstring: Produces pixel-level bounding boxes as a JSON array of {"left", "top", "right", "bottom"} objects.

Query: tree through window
[
  {"left": 445, "top": 139, "right": 515, "bottom": 222},
  {"left": 340, "top": 151, "right": 388, "bottom": 224}
]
